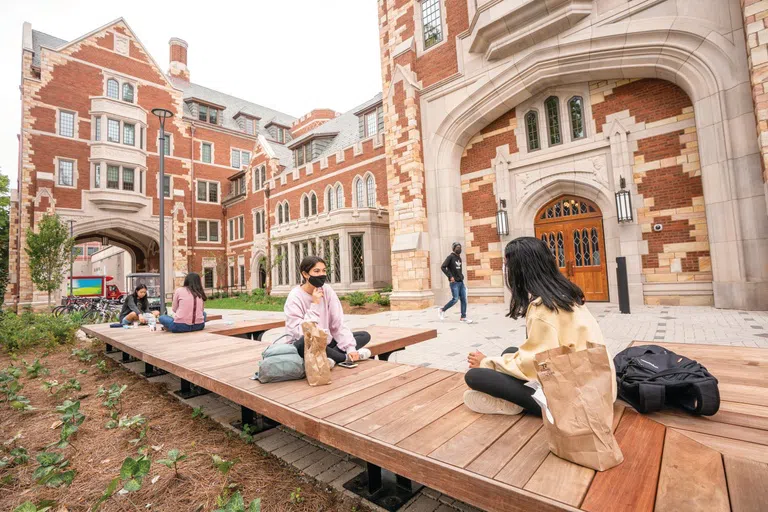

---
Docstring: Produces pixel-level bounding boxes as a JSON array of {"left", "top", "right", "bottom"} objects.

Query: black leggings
[
  {"left": 464, "top": 347, "right": 542, "bottom": 416},
  {"left": 293, "top": 331, "right": 371, "bottom": 364}
]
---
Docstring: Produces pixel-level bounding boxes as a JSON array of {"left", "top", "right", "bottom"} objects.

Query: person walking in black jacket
[{"left": 438, "top": 242, "right": 473, "bottom": 323}]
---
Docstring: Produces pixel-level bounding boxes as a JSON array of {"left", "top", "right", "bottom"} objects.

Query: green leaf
[
  {"left": 105, "top": 477, "right": 120, "bottom": 496},
  {"left": 36, "top": 452, "right": 62, "bottom": 466},
  {"left": 156, "top": 459, "right": 172, "bottom": 468},
  {"left": 120, "top": 457, "right": 138, "bottom": 480},
  {"left": 12, "top": 502, "right": 36, "bottom": 512},
  {"left": 167, "top": 448, "right": 180, "bottom": 460},
  {"left": 123, "top": 478, "right": 141, "bottom": 492},
  {"left": 36, "top": 500, "right": 57, "bottom": 512},
  {"left": 136, "top": 456, "right": 151, "bottom": 477},
  {"left": 247, "top": 498, "right": 261, "bottom": 512}
]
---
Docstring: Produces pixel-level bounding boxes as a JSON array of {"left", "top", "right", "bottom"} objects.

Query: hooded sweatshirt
[
  {"left": 283, "top": 284, "right": 357, "bottom": 353},
  {"left": 441, "top": 251, "right": 464, "bottom": 282}
]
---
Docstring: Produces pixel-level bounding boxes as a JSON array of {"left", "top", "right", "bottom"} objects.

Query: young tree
[
  {"left": 25, "top": 214, "right": 74, "bottom": 307},
  {"left": 258, "top": 253, "right": 285, "bottom": 296},
  {"left": 0, "top": 171, "right": 10, "bottom": 306}
]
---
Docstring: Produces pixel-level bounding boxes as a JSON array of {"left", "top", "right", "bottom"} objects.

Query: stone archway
[
  {"left": 250, "top": 252, "right": 266, "bottom": 290},
  {"left": 417, "top": 22, "right": 767, "bottom": 309}
]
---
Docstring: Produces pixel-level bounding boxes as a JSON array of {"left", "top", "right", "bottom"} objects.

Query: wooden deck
[{"left": 81, "top": 326, "right": 768, "bottom": 511}]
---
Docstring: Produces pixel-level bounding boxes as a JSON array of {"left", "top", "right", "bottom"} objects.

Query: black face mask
[
  {"left": 454, "top": 248, "right": 462, "bottom": 255},
  {"left": 308, "top": 275, "right": 327, "bottom": 288}
]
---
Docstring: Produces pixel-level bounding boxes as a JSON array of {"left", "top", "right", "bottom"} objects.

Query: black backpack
[{"left": 613, "top": 345, "right": 720, "bottom": 416}]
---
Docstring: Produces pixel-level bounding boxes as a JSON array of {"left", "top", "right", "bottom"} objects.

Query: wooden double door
[{"left": 534, "top": 196, "right": 609, "bottom": 302}]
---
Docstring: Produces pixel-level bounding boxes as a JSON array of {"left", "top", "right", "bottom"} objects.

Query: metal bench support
[
  {"left": 231, "top": 406, "right": 279, "bottom": 433},
  {"left": 104, "top": 343, "right": 119, "bottom": 354},
  {"left": 344, "top": 462, "right": 423, "bottom": 511},
  {"left": 121, "top": 351, "right": 139, "bottom": 364},
  {"left": 174, "top": 378, "right": 210, "bottom": 399},
  {"left": 377, "top": 347, "right": 405, "bottom": 362},
  {"left": 140, "top": 362, "right": 168, "bottom": 378}
]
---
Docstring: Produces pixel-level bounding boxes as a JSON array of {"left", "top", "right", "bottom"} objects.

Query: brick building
[
  {"left": 4, "top": 19, "right": 389, "bottom": 309},
  {"left": 379, "top": 0, "right": 768, "bottom": 310}
]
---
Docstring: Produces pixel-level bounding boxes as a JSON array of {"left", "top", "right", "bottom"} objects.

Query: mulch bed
[
  {"left": 0, "top": 337, "right": 369, "bottom": 512},
  {"left": 340, "top": 303, "right": 389, "bottom": 315}
]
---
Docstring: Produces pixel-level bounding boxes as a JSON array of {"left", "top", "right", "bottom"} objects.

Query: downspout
[{"left": 189, "top": 124, "right": 196, "bottom": 274}]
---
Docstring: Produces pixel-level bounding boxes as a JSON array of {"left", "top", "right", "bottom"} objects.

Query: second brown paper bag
[
  {"left": 533, "top": 342, "right": 623, "bottom": 471},
  {"left": 302, "top": 321, "right": 331, "bottom": 386}
]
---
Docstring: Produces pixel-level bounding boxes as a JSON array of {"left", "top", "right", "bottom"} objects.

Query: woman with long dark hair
[
  {"left": 463, "top": 236, "right": 615, "bottom": 416},
  {"left": 119, "top": 283, "right": 159, "bottom": 325},
  {"left": 158, "top": 272, "right": 208, "bottom": 333},
  {"left": 284, "top": 256, "right": 371, "bottom": 367}
]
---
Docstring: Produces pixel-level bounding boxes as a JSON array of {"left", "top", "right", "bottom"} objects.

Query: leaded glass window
[
  {"left": 336, "top": 185, "right": 343, "bottom": 209},
  {"left": 366, "top": 176, "right": 375, "bottom": 207},
  {"left": 525, "top": 111, "right": 540, "bottom": 151},
  {"left": 107, "top": 119, "right": 120, "bottom": 143},
  {"left": 202, "top": 143, "right": 212, "bottom": 163},
  {"left": 303, "top": 195, "right": 310, "bottom": 217},
  {"left": 122, "top": 83, "right": 134, "bottom": 103},
  {"left": 573, "top": 230, "right": 583, "bottom": 266},
  {"left": 422, "top": 0, "right": 443, "bottom": 49},
  {"left": 539, "top": 197, "right": 597, "bottom": 220},
  {"left": 545, "top": 96, "right": 561, "bottom": 146},
  {"left": 208, "top": 182, "right": 218, "bottom": 203},
  {"left": 591, "top": 228, "right": 601, "bottom": 265},
  {"left": 231, "top": 149, "right": 241, "bottom": 169},
  {"left": 351, "top": 234, "right": 365, "bottom": 282},
  {"left": 123, "top": 123, "right": 135, "bottom": 146},
  {"left": 107, "top": 79, "right": 119, "bottom": 99},
  {"left": 163, "top": 175, "right": 171, "bottom": 198},
  {"left": 327, "top": 188, "right": 335, "bottom": 211},
  {"left": 107, "top": 165, "right": 120, "bottom": 189},
  {"left": 58, "top": 160, "right": 74, "bottom": 186},
  {"left": 355, "top": 178, "right": 364, "bottom": 207},
  {"left": 311, "top": 193, "right": 317, "bottom": 215},
  {"left": 59, "top": 111, "right": 75, "bottom": 137},
  {"left": 209, "top": 221, "right": 219, "bottom": 242},
  {"left": 95, "top": 163, "right": 101, "bottom": 188},
  {"left": 333, "top": 237, "right": 341, "bottom": 282},
  {"left": 569, "top": 96, "right": 585, "bottom": 140},
  {"left": 94, "top": 117, "right": 101, "bottom": 141},
  {"left": 122, "top": 167, "right": 134, "bottom": 191}
]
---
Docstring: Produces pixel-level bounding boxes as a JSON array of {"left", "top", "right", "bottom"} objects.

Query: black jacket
[
  {"left": 441, "top": 253, "right": 464, "bottom": 282},
  {"left": 119, "top": 294, "right": 149, "bottom": 321}
]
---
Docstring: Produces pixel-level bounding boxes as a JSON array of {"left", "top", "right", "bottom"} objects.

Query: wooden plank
[
  {"left": 647, "top": 409, "right": 768, "bottom": 446},
  {"left": 654, "top": 429, "right": 730, "bottom": 512},
  {"left": 641, "top": 342, "right": 768, "bottom": 364},
  {"left": 365, "top": 325, "right": 438, "bottom": 356},
  {"left": 697, "top": 362, "right": 768, "bottom": 388},
  {"left": 322, "top": 370, "right": 453, "bottom": 425},
  {"left": 581, "top": 410, "right": 666, "bottom": 512},
  {"left": 345, "top": 373, "right": 465, "bottom": 434},
  {"left": 278, "top": 363, "right": 395, "bottom": 406},
  {"left": 370, "top": 385, "right": 469, "bottom": 444},
  {"left": 396, "top": 405, "right": 481, "bottom": 456},
  {"left": 723, "top": 455, "right": 768, "bottom": 512},
  {"left": 429, "top": 413, "right": 522, "bottom": 468},
  {"left": 292, "top": 365, "right": 416, "bottom": 411},
  {"left": 495, "top": 428, "right": 551, "bottom": 487},
  {"left": 466, "top": 414, "right": 542, "bottom": 478},
  {"left": 715, "top": 401, "right": 768, "bottom": 430},
  {"left": 307, "top": 367, "right": 436, "bottom": 419},
  {"left": 258, "top": 361, "right": 379, "bottom": 400},
  {"left": 208, "top": 319, "right": 285, "bottom": 336},
  {"left": 524, "top": 454, "right": 594, "bottom": 507},
  {"left": 718, "top": 383, "right": 768, "bottom": 407},
  {"left": 674, "top": 429, "right": 768, "bottom": 464}
]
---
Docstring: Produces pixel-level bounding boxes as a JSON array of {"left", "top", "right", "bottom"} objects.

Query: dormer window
[
  {"left": 245, "top": 118, "right": 255, "bottom": 135},
  {"left": 198, "top": 104, "right": 219, "bottom": 125},
  {"left": 294, "top": 142, "right": 312, "bottom": 167},
  {"left": 277, "top": 127, "right": 285, "bottom": 143},
  {"left": 358, "top": 104, "right": 384, "bottom": 139}
]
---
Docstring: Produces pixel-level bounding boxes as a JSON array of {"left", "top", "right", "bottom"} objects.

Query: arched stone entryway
[{"left": 415, "top": 22, "right": 767, "bottom": 309}]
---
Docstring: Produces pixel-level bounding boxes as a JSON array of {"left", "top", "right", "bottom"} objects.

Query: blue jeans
[
  {"left": 442, "top": 281, "right": 467, "bottom": 319},
  {"left": 158, "top": 312, "right": 207, "bottom": 333}
]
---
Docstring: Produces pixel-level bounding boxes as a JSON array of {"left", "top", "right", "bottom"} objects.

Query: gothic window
[
  {"left": 569, "top": 96, "right": 585, "bottom": 140},
  {"left": 545, "top": 96, "right": 562, "bottom": 146},
  {"left": 525, "top": 111, "right": 540, "bottom": 151}
]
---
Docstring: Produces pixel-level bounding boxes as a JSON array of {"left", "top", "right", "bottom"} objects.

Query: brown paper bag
[
  {"left": 533, "top": 342, "right": 623, "bottom": 471},
  {"left": 302, "top": 322, "right": 331, "bottom": 386}
]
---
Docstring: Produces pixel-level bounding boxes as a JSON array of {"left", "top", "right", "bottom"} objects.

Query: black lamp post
[
  {"left": 496, "top": 199, "right": 509, "bottom": 237},
  {"left": 615, "top": 176, "right": 633, "bottom": 223},
  {"left": 151, "top": 108, "right": 173, "bottom": 315},
  {"left": 68, "top": 219, "right": 75, "bottom": 297}
]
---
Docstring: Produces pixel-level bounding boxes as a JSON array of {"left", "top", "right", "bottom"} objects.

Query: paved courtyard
[{"left": 211, "top": 303, "right": 768, "bottom": 373}]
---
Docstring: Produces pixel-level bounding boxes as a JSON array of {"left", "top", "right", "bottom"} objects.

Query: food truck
[{"left": 68, "top": 275, "right": 124, "bottom": 300}]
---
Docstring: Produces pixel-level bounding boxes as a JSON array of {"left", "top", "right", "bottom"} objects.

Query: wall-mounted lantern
[
  {"left": 496, "top": 199, "right": 509, "bottom": 236},
  {"left": 615, "top": 176, "right": 633, "bottom": 223}
]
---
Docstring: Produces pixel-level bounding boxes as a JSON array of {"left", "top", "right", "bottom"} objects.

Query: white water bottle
[{"left": 147, "top": 314, "right": 157, "bottom": 332}]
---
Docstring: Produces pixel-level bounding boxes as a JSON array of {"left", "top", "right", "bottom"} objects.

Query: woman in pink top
[
  {"left": 284, "top": 256, "right": 371, "bottom": 367},
  {"left": 158, "top": 272, "right": 207, "bottom": 333}
]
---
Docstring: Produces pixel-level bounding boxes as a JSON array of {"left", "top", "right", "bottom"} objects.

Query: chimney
[{"left": 168, "top": 37, "right": 189, "bottom": 83}]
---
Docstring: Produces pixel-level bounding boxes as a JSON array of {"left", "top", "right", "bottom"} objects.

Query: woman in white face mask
[{"left": 283, "top": 256, "right": 371, "bottom": 367}]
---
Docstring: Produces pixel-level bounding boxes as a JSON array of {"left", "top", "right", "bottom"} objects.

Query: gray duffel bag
[{"left": 253, "top": 337, "right": 305, "bottom": 384}]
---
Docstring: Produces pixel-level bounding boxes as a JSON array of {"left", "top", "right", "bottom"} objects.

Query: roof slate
[{"left": 31, "top": 29, "right": 68, "bottom": 68}]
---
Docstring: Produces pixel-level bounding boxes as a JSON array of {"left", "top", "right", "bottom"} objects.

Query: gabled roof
[
  {"left": 31, "top": 30, "right": 68, "bottom": 68},
  {"left": 171, "top": 77, "right": 296, "bottom": 134}
]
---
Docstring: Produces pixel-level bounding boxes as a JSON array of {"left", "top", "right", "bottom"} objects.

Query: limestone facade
[{"left": 379, "top": 0, "right": 768, "bottom": 310}]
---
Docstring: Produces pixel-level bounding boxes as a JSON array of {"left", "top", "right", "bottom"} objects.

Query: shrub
[
  {"left": 251, "top": 288, "right": 266, "bottom": 300},
  {"left": 347, "top": 292, "right": 367, "bottom": 307},
  {"left": 382, "top": 285, "right": 393, "bottom": 293},
  {"left": 376, "top": 294, "right": 390, "bottom": 307},
  {"left": 0, "top": 312, "right": 83, "bottom": 353}
]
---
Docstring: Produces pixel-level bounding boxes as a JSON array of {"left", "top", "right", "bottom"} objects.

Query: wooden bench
[{"left": 79, "top": 328, "right": 768, "bottom": 511}]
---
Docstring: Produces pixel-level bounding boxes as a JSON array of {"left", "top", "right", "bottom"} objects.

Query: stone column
[
  {"left": 379, "top": 0, "right": 433, "bottom": 310},
  {"left": 743, "top": 0, "right": 768, "bottom": 199}
]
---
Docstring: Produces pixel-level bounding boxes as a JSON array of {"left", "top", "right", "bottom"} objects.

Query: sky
[{"left": 0, "top": 0, "right": 383, "bottom": 185}]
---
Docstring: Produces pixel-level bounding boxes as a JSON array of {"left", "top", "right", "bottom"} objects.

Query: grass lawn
[{"left": 206, "top": 296, "right": 286, "bottom": 311}]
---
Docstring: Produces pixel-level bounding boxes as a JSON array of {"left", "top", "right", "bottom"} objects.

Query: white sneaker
[
  {"left": 463, "top": 390, "right": 523, "bottom": 416},
  {"left": 460, "top": 318, "right": 474, "bottom": 324},
  {"left": 357, "top": 348, "right": 372, "bottom": 361},
  {"left": 327, "top": 358, "right": 336, "bottom": 369},
  {"left": 438, "top": 308, "right": 445, "bottom": 321}
]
